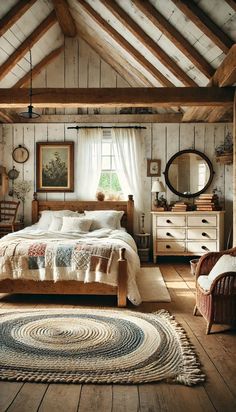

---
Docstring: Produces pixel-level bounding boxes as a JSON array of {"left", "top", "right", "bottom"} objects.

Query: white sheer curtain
[
  {"left": 77, "top": 128, "right": 102, "bottom": 200},
  {"left": 112, "top": 128, "right": 144, "bottom": 231}
]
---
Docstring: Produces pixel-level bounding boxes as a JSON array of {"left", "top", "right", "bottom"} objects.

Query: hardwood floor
[{"left": 0, "top": 260, "right": 235, "bottom": 412}]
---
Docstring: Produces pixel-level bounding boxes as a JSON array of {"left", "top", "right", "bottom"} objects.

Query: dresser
[{"left": 151, "top": 211, "right": 224, "bottom": 262}]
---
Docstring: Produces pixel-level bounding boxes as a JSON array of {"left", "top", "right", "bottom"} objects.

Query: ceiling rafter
[
  {"left": 0, "top": 109, "right": 21, "bottom": 123},
  {"left": 75, "top": 24, "right": 152, "bottom": 87},
  {"left": 172, "top": 0, "right": 234, "bottom": 54},
  {"left": 0, "top": 87, "right": 233, "bottom": 108},
  {"left": 12, "top": 45, "right": 65, "bottom": 88},
  {"left": 102, "top": 0, "right": 197, "bottom": 86},
  {"left": 132, "top": 0, "right": 214, "bottom": 79},
  {"left": 0, "top": 11, "right": 57, "bottom": 82},
  {"left": 77, "top": 0, "right": 174, "bottom": 87},
  {"left": 183, "top": 45, "right": 236, "bottom": 122},
  {"left": 0, "top": 0, "right": 37, "bottom": 37},
  {"left": 51, "top": 0, "right": 76, "bottom": 37}
]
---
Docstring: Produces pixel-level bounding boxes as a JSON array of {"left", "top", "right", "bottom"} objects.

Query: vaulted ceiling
[{"left": 0, "top": 0, "right": 235, "bottom": 123}]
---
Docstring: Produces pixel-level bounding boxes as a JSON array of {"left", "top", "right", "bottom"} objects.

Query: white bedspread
[{"left": 0, "top": 227, "right": 142, "bottom": 305}]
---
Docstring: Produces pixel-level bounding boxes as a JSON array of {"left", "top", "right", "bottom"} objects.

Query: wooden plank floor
[{"left": 0, "top": 260, "right": 235, "bottom": 412}]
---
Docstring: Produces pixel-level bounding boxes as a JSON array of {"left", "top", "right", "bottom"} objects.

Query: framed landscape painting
[{"left": 36, "top": 142, "right": 74, "bottom": 192}]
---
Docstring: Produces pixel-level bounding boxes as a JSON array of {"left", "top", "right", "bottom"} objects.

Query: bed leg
[{"left": 117, "top": 247, "right": 127, "bottom": 307}]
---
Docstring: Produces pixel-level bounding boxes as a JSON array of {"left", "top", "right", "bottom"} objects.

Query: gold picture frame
[
  {"left": 147, "top": 159, "right": 161, "bottom": 177},
  {"left": 36, "top": 142, "right": 74, "bottom": 192}
]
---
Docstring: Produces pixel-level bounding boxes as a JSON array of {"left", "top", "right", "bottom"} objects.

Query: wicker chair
[
  {"left": 0, "top": 200, "right": 20, "bottom": 237},
  {"left": 193, "top": 247, "right": 236, "bottom": 334}
]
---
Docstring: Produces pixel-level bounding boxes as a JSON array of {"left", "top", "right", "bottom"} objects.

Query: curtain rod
[{"left": 67, "top": 126, "right": 146, "bottom": 130}]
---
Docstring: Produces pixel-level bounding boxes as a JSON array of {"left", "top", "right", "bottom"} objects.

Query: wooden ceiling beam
[
  {"left": 0, "top": 0, "right": 37, "bottom": 37},
  {"left": 102, "top": 0, "right": 197, "bottom": 86},
  {"left": 183, "top": 45, "right": 236, "bottom": 122},
  {"left": 0, "top": 109, "right": 21, "bottom": 123},
  {"left": 0, "top": 11, "right": 57, "bottom": 81},
  {"left": 77, "top": 0, "right": 174, "bottom": 87},
  {"left": 132, "top": 0, "right": 214, "bottom": 79},
  {"left": 17, "top": 113, "right": 183, "bottom": 123},
  {"left": 0, "top": 87, "right": 233, "bottom": 108},
  {"left": 172, "top": 0, "right": 234, "bottom": 54},
  {"left": 51, "top": 0, "right": 76, "bottom": 37},
  {"left": 12, "top": 45, "right": 65, "bottom": 88}
]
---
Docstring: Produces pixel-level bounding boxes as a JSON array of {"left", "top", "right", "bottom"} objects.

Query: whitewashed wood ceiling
[{"left": 0, "top": 0, "right": 235, "bottom": 121}]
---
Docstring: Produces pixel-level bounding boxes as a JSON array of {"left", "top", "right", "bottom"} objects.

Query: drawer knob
[
  {"left": 201, "top": 245, "right": 208, "bottom": 250},
  {"left": 166, "top": 219, "right": 171, "bottom": 224},
  {"left": 166, "top": 232, "right": 172, "bottom": 237},
  {"left": 202, "top": 219, "right": 208, "bottom": 224},
  {"left": 166, "top": 245, "right": 171, "bottom": 249},
  {"left": 202, "top": 232, "right": 207, "bottom": 237}
]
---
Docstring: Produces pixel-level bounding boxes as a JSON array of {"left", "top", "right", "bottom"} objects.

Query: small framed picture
[
  {"left": 147, "top": 159, "right": 161, "bottom": 177},
  {"left": 36, "top": 142, "right": 74, "bottom": 192}
]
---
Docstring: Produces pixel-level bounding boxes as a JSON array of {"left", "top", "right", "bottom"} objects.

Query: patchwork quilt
[{"left": 0, "top": 238, "right": 116, "bottom": 282}]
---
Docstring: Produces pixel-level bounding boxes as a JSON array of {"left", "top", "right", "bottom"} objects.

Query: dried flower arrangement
[{"left": 215, "top": 131, "right": 233, "bottom": 165}]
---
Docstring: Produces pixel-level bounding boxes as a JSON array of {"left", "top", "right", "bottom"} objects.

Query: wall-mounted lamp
[
  {"left": 19, "top": 49, "right": 40, "bottom": 119},
  {"left": 151, "top": 179, "right": 166, "bottom": 208}
]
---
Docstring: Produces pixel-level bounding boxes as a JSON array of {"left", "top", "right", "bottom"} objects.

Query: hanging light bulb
[{"left": 19, "top": 49, "right": 40, "bottom": 119}]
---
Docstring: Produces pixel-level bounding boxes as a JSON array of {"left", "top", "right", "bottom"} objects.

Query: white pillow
[
  {"left": 84, "top": 210, "right": 124, "bottom": 231},
  {"left": 61, "top": 216, "right": 92, "bottom": 233},
  {"left": 208, "top": 254, "right": 236, "bottom": 282},
  {"left": 48, "top": 216, "right": 63, "bottom": 231},
  {"left": 37, "top": 210, "right": 79, "bottom": 230}
]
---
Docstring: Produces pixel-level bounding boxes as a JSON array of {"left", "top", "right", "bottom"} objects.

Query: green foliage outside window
[{"left": 98, "top": 172, "right": 121, "bottom": 193}]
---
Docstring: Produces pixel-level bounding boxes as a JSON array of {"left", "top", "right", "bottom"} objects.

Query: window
[{"left": 97, "top": 130, "right": 122, "bottom": 199}]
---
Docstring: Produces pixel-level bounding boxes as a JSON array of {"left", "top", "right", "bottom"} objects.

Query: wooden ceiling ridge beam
[
  {"left": 52, "top": 0, "right": 76, "bottom": 37},
  {"left": 0, "top": 11, "right": 57, "bottom": 82},
  {"left": 102, "top": 0, "right": 197, "bottom": 86},
  {"left": 0, "top": 87, "right": 233, "bottom": 108},
  {"left": 183, "top": 45, "right": 236, "bottom": 122},
  {"left": 0, "top": 0, "right": 37, "bottom": 37},
  {"left": 77, "top": 0, "right": 174, "bottom": 87},
  {"left": 132, "top": 0, "right": 214, "bottom": 78},
  {"left": 172, "top": 0, "right": 234, "bottom": 54},
  {"left": 12, "top": 45, "right": 65, "bottom": 88}
]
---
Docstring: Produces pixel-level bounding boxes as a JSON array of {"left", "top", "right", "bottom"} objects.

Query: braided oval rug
[{"left": 0, "top": 309, "right": 205, "bottom": 386}]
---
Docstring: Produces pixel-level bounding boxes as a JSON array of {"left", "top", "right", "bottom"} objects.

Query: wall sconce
[{"left": 151, "top": 179, "right": 166, "bottom": 208}]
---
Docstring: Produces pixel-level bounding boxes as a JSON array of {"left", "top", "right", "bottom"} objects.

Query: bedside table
[{"left": 134, "top": 233, "right": 150, "bottom": 263}]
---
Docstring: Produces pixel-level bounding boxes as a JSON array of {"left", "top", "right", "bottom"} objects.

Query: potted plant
[{"left": 215, "top": 131, "right": 233, "bottom": 165}]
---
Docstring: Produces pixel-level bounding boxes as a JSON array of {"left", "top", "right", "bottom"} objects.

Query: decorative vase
[{"left": 96, "top": 191, "right": 105, "bottom": 201}]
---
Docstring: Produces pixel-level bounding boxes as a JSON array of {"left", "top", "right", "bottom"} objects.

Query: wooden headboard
[{"left": 32, "top": 193, "right": 134, "bottom": 235}]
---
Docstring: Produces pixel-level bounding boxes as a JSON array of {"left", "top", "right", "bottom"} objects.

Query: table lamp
[{"left": 151, "top": 179, "right": 166, "bottom": 208}]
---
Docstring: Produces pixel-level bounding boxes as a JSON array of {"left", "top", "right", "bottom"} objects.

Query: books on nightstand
[{"left": 195, "top": 193, "right": 220, "bottom": 211}]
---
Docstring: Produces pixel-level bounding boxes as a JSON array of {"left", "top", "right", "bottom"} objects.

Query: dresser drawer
[
  {"left": 156, "top": 228, "right": 185, "bottom": 240},
  {"left": 156, "top": 241, "right": 185, "bottom": 252},
  {"left": 187, "top": 215, "right": 217, "bottom": 227},
  {"left": 187, "top": 241, "right": 217, "bottom": 254},
  {"left": 187, "top": 228, "right": 217, "bottom": 240},
  {"left": 156, "top": 215, "right": 186, "bottom": 227}
]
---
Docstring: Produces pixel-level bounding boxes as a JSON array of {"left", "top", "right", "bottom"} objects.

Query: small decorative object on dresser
[
  {"left": 135, "top": 233, "right": 150, "bottom": 263},
  {"left": 151, "top": 179, "right": 166, "bottom": 209},
  {"left": 151, "top": 211, "right": 224, "bottom": 263}
]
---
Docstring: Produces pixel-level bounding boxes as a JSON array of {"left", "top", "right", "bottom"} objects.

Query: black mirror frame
[{"left": 163, "top": 149, "right": 215, "bottom": 198}]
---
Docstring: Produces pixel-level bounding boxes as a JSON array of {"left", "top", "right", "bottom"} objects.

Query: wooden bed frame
[{"left": 0, "top": 193, "right": 134, "bottom": 307}]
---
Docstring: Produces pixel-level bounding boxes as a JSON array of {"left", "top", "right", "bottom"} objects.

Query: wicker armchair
[{"left": 193, "top": 247, "right": 236, "bottom": 334}]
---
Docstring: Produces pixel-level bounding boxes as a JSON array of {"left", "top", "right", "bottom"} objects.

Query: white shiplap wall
[{"left": 1, "top": 122, "right": 233, "bottom": 248}]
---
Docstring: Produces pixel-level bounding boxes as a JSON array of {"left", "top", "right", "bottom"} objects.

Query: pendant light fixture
[{"left": 19, "top": 49, "right": 40, "bottom": 119}]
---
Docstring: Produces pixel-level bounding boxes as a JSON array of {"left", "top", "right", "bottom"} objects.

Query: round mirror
[{"left": 163, "top": 149, "right": 214, "bottom": 198}]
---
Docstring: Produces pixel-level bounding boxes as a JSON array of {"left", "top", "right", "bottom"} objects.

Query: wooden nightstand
[{"left": 134, "top": 233, "right": 151, "bottom": 263}]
